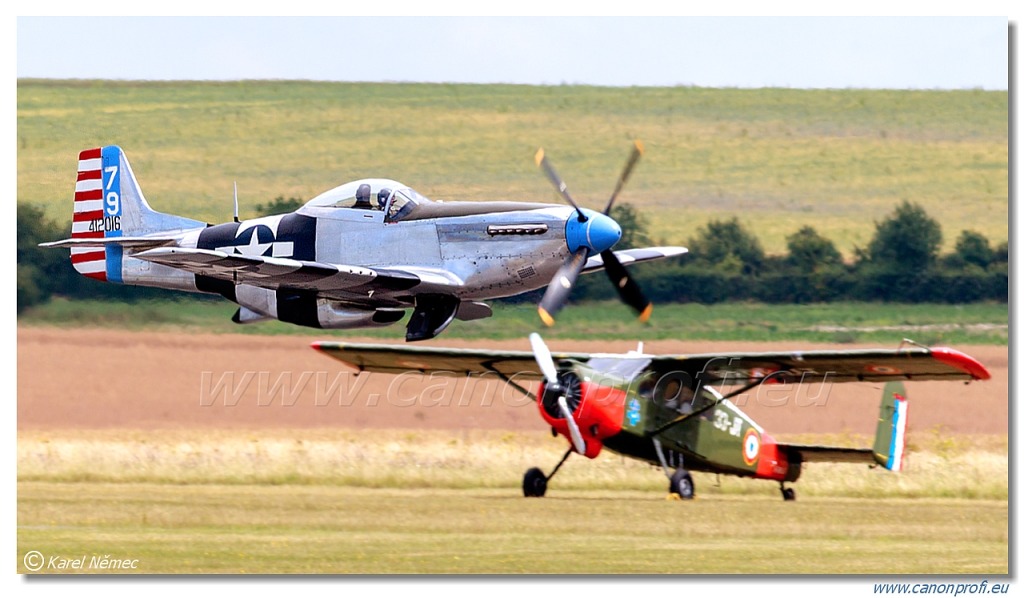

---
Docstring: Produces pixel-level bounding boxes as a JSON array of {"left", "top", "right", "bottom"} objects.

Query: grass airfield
[
  {"left": 17, "top": 429, "right": 1008, "bottom": 574},
  {"left": 18, "top": 483, "right": 1007, "bottom": 574}
]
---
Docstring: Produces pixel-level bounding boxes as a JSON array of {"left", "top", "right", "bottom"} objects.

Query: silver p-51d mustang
[{"left": 43, "top": 143, "right": 684, "bottom": 340}]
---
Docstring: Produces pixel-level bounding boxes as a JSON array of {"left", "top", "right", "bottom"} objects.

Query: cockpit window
[
  {"left": 302, "top": 179, "right": 433, "bottom": 219},
  {"left": 385, "top": 188, "right": 430, "bottom": 222},
  {"left": 328, "top": 192, "right": 381, "bottom": 210}
]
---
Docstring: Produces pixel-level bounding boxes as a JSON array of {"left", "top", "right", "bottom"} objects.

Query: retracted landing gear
[
  {"left": 406, "top": 294, "right": 459, "bottom": 342},
  {"left": 780, "top": 483, "right": 796, "bottom": 501},
  {"left": 522, "top": 448, "right": 573, "bottom": 498}
]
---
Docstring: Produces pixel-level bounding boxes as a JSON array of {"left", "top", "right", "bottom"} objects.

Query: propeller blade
[
  {"left": 537, "top": 248, "right": 589, "bottom": 327},
  {"left": 602, "top": 140, "right": 644, "bottom": 215},
  {"left": 535, "top": 148, "right": 586, "bottom": 221},
  {"left": 558, "top": 395, "right": 587, "bottom": 454},
  {"left": 601, "top": 249, "right": 653, "bottom": 323},
  {"left": 528, "top": 332, "right": 559, "bottom": 385}
]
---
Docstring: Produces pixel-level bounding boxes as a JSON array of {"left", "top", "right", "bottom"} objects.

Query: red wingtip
[{"left": 930, "top": 347, "right": 992, "bottom": 381}]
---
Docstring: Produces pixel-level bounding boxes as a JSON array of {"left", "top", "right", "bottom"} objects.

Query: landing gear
[
  {"left": 780, "top": 483, "right": 796, "bottom": 501},
  {"left": 653, "top": 438, "right": 695, "bottom": 501},
  {"left": 523, "top": 468, "right": 547, "bottom": 497},
  {"left": 405, "top": 294, "right": 459, "bottom": 342},
  {"left": 669, "top": 468, "right": 695, "bottom": 500},
  {"left": 522, "top": 448, "right": 573, "bottom": 498}
]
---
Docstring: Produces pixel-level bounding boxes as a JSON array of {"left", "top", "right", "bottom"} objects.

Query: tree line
[
  {"left": 17, "top": 198, "right": 1007, "bottom": 313},
  {"left": 583, "top": 201, "right": 1007, "bottom": 305}
]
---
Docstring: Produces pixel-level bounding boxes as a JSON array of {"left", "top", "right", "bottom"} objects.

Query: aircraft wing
[
  {"left": 132, "top": 247, "right": 431, "bottom": 293},
  {"left": 311, "top": 342, "right": 590, "bottom": 380},
  {"left": 648, "top": 347, "right": 991, "bottom": 384},
  {"left": 312, "top": 342, "right": 990, "bottom": 384},
  {"left": 581, "top": 246, "right": 687, "bottom": 273}
]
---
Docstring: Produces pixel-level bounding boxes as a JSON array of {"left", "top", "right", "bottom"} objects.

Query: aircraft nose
[
  {"left": 566, "top": 209, "right": 622, "bottom": 255},
  {"left": 586, "top": 212, "right": 622, "bottom": 254}
]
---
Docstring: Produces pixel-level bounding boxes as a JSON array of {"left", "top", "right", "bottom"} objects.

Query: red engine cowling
[{"left": 537, "top": 374, "right": 626, "bottom": 459}]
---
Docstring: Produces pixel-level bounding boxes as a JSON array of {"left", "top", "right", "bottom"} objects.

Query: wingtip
[
  {"left": 638, "top": 303, "right": 653, "bottom": 323},
  {"left": 538, "top": 307, "right": 556, "bottom": 327},
  {"left": 634, "top": 139, "right": 645, "bottom": 155},
  {"left": 534, "top": 148, "right": 545, "bottom": 167}
]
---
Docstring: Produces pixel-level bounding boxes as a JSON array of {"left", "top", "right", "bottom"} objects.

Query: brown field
[{"left": 17, "top": 326, "right": 1007, "bottom": 436}]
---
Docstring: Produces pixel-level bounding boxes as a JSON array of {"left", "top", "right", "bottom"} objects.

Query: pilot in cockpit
[
  {"left": 354, "top": 183, "right": 374, "bottom": 209},
  {"left": 377, "top": 188, "right": 391, "bottom": 210}
]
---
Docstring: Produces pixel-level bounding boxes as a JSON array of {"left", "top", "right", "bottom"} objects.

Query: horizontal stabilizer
[
  {"left": 40, "top": 236, "right": 178, "bottom": 249},
  {"left": 779, "top": 444, "right": 875, "bottom": 465}
]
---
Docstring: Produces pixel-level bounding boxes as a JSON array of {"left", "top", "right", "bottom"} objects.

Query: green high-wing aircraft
[{"left": 312, "top": 334, "right": 990, "bottom": 501}]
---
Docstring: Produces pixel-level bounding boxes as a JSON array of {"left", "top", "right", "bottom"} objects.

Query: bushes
[{"left": 620, "top": 202, "right": 1007, "bottom": 305}]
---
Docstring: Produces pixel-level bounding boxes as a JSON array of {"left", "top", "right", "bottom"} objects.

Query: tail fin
[
  {"left": 69, "top": 146, "right": 203, "bottom": 282},
  {"left": 872, "top": 381, "right": 909, "bottom": 471}
]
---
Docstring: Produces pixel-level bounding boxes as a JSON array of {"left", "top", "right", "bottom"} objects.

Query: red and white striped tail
[{"left": 71, "top": 148, "right": 107, "bottom": 280}]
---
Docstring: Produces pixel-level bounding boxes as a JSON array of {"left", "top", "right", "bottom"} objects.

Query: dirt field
[{"left": 17, "top": 326, "right": 1007, "bottom": 436}]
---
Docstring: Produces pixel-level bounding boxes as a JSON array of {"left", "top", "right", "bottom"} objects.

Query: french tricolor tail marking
[
  {"left": 887, "top": 393, "right": 908, "bottom": 471},
  {"left": 72, "top": 148, "right": 106, "bottom": 280}
]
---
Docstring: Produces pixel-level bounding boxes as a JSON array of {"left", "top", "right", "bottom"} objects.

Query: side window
[{"left": 650, "top": 371, "right": 696, "bottom": 414}]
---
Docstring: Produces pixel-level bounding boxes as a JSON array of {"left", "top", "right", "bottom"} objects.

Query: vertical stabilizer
[
  {"left": 68, "top": 146, "right": 204, "bottom": 282},
  {"left": 872, "top": 381, "right": 909, "bottom": 471}
]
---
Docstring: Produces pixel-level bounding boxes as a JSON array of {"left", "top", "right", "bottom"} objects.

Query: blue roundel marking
[{"left": 626, "top": 398, "right": 641, "bottom": 426}]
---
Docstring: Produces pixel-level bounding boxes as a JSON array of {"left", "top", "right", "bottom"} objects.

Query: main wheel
[
  {"left": 668, "top": 469, "right": 695, "bottom": 500},
  {"left": 781, "top": 487, "right": 796, "bottom": 501},
  {"left": 523, "top": 467, "right": 548, "bottom": 497}
]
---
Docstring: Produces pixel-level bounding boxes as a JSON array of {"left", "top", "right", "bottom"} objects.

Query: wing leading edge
[
  {"left": 133, "top": 247, "right": 449, "bottom": 295},
  {"left": 647, "top": 346, "right": 990, "bottom": 384},
  {"left": 311, "top": 341, "right": 593, "bottom": 380}
]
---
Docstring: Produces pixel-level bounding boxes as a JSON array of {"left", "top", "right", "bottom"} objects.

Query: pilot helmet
[
  {"left": 355, "top": 183, "right": 372, "bottom": 206},
  {"left": 377, "top": 188, "right": 392, "bottom": 209}
]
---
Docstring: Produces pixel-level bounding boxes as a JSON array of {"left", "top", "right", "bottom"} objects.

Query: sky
[{"left": 16, "top": 16, "right": 1009, "bottom": 89}]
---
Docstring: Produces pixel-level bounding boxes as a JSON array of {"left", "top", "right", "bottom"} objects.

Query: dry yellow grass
[{"left": 17, "top": 428, "right": 1008, "bottom": 500}]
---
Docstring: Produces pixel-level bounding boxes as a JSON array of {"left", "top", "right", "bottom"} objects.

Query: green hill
[{"left": 17, "top": 80, "right": 1007, "bottom": 255}]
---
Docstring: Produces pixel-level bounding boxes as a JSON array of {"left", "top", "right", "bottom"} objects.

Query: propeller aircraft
[
  {"left": 42, "top": 144, "right": 683, "bottom": 341},
  {"left": 313, "top": 334, "right": 991, "bottom": 500}
]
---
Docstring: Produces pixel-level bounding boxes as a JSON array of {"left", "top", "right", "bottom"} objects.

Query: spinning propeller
[
  {"left": 529, "top": 333, "right": 586, "bottom": 454},
  {"left": 534, "top": 141, "right": 653, "bottom": 326}
]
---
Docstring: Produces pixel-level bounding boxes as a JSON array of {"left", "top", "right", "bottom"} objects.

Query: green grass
[
  {"left": 17, "top": 80, "right": 1007, "bottom": 255},
  {"left": 18, "top": 297, "right": 1009, "bottom": 344},
  {"left": 17, "top": 429, "right": 1008, "bottom": 573},
  {"left": 17, "top": 485, "right": 1007, "bottom": 574}
]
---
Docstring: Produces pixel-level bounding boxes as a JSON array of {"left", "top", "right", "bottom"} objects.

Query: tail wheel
[
  {"left": 523, "top": 467, "right": 548, "bottom": 497},
  {"left": 669, "top": 469, "right": 695, "bottom": 500}
]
